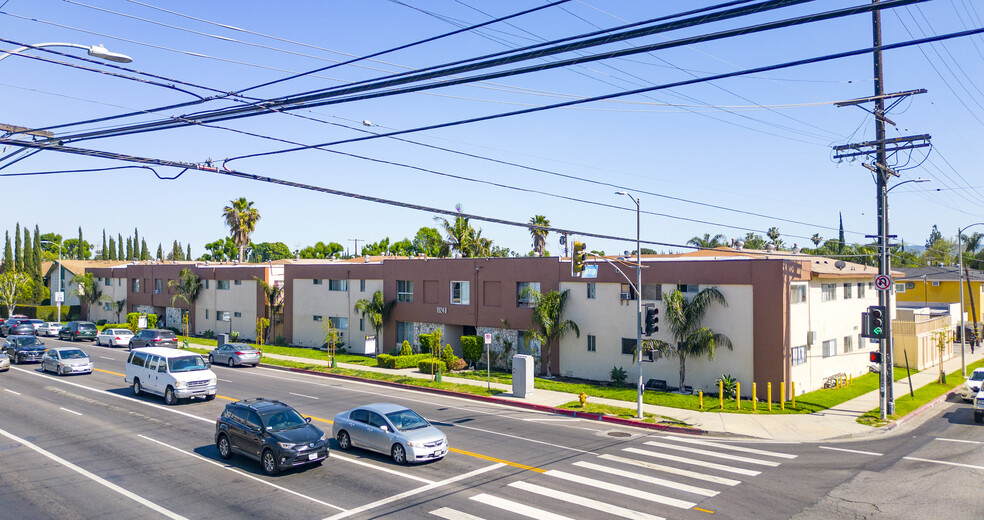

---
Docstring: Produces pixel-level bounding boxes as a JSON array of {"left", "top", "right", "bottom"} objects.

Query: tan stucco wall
[{"left": 291, "top": 278, "right": 383, "bottom": 350}]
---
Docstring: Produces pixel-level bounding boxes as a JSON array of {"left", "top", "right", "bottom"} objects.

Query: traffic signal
[
  {"left": 870, "top": 351, "right": 882, "bottom": 363},
  {"left": 644, "top": 307, "right": 659, "bottom": 335},
  {"left": 571, "top": 241, "right": 586, "bottom": 276},
  {"left": 868, "top": 305, "right": 887, "bottom": 339}
]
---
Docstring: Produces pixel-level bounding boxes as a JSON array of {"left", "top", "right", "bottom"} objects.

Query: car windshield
[
  {"left": 167, "top": 356, "right": 207, "bottom": 373},
  {"left": 971, "top": 372, "right": 984, "bottom": 382},
  {"left": 159, "top": 332, "right": 176, "bottom": 339},
  {"left": 262, "top": 409, "right": 308, "bottom": 432},
  {"left": 79, "top": 324, "right": 97, "bottom": 331},
  {"left": 16, "top": 337, "right": 42, "bottom": 346},
  {"left": 112, "top": 329, "right": 130, "bottom": 335},
  {"left": 59, "top": 349, "right": 87, "bottom": 359},
  {"left": 385, "top": 409, "right": 429, "bottom": 432}
]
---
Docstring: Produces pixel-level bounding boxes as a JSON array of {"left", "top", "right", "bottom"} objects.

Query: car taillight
[
  {"left": 75, "top": 330, "right": 79, "bottom": 335},
  {"left": 153, "top": 338, "right": 162, "bottom": 342},
  {"left": 115, "top": 336, "right": 121, "bottom": 340},
  {"left": 235, "top": 352, "right": 245, "bottom": 356}
]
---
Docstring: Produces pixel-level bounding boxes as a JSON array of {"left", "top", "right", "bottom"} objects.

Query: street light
[
  {"left": 0, "top": 42, "right": 132, "bottom": 64},
  {"left": 616, "top": 191, "right": 644, "bottom": 419},
  {"left": 958, "top": 222, "right": 984, "bottom": 378},
  {"left": 40, "top": 240, "right": 63, "bottom": 322}
]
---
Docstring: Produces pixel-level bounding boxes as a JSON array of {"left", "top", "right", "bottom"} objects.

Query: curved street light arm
[{"left": 0, "top": 42, "right": 131, "bottom": 64}]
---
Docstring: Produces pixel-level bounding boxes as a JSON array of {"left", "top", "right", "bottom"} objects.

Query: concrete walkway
[{"left": 215, "top": 346, "right": 983, "bottom": 442}]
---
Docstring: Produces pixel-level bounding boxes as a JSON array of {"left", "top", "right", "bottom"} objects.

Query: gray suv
[{"left": 128, "top": 329, "right": 178, "bottom": 350}]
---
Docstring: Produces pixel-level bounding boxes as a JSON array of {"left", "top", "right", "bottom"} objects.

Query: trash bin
[{"left": 217, "top": 333, "right": 229, "bottom": 347}]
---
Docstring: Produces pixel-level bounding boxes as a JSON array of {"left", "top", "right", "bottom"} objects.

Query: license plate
[{"left": 308, "top": 453, "right": 318, "bottom": 461}]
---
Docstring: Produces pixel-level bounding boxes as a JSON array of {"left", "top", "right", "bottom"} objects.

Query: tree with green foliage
[
  {"left": 14, "top": 223, "right": 21, "bottom": 271},
  {"left": 201, "top": 237, "right": 238, "bottom": 262},
  {"left": 361, "top": 238, "right": 390, "bottom": 256},
  {"left": 108, "top": 236, "right": 117, "bottom": 260},
  {"left": 77, "top": 227, "right": 84, "bottom": 260},
  {"left": 529, "top": 215, "right": 550, "bottom": 257},
  {"left": 32, "top": 225, "right": 41, "bottom": 277},
  {"left": 838, "top": 212, "right": 845, "bottom": 254},
  {"left": 63, "top": 238, "right": 92, "bottom": 260},
  {"left": 70, "top": 272, "right": 109, "bottom": 318},
  {"left": 169, "top": 268, "right": 202, "bottom": 341},
  {"left": 811, "top": 233, "right": 822, "bottom": 247},
  {"left": 298, "top": 241, "right": 343, "bottom": 259},
  {"left": 133, "top": 228, "right": 139, "bottom": 258},
  {"left": 22, "top": 228, "right": 33, "bottom": 278},
  {"left": 157, "top": 243, "right": 164, "bottom": 260},
  {"left": 186, "top": 244, "right": 191, "bottom": 261},
  {"left": 126, "top": 237, "right": 133, "bottom": 260},
  {"left": 140, "top": 239, "right": 149, "bottom": 260},
  {"left": 102, "top": 230, "right": 108, "bottom": 260},
  {"left": 118, "top": 233, "right": 124, "bottom": 260},
  {"left": 389, "top": 238, "right": 414, "bottom": 256},
  {"left": 434, "top": 205, "right": 483, "bottom": 257},
  {"left": 223, "top": 197, "right": 261, "bottom": 263},
  {"left": 521, "top": 288, "right": 579, "bottom": 377},
  {"left": 739, "top": 232, "right": 766, "bottom": 250},
  {"left": 687, "top": 233, "right": 727, "bottom": 249},
  {"left": 248, "top": 242, "right": 291, "bottom": 262},
  {"left": 663, "top": 287, "right": 733, "bottom": 389},
  {"left": 0, "top": 271, "right": 31, "bottom": 318},
  {"left": 412, "top": 227, "right": 445, "bottom": 257},
  {"left": 255, "top": 277, "right": 284, "bottom": 341},
  {"left": 2, "top": 232, "right": 11, "bottom": 272},
  {"left": 355, "top": 290, "right": 395, "bottom": 354}
]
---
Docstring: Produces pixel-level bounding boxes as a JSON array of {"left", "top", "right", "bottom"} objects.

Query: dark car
[
  {"left": 1, "top": 318, "right": 22, "bottom": 336},
  {"left": 128, "top": 329, "right": 178, "bottom": 350},
  {"left": 2, "top": 335, "right": 46, "bottom": 364},
  {"left": 58, "top": 321, "right": 98, "bottom": 342},
  {"left": 214, "top": 398, "right": 329, "bottom": 475},
  {"left": 8, "top": 321, "right": 36, "bottom": 336}
]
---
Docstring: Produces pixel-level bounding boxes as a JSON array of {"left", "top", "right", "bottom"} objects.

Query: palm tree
[
  {"left": 223, "top": 197, "right": 261, "bottom": 263},
  {"left": 529, "top": 215, "right": 550, "bottom": 256},
  {"left": 114, "top": 300, "right": 126, "bottom": 323},
  {"left": 811, "top": 233, "right": 822, "bottom": 247},
  {"left": 663, "top": 288, "right": 733, "bottom": 389},
  {"left": 255, "top": 277, "right": 284, "bottom": 342},
  {"left": 355, "top": 290, "right": 395, "bottom": 353},
  {"left": 168, "top": 268, "right": 202, "bottom": 340},
  {"left": 70, "top": 272, "right": 110, "bottom": 319},
  {"left": 434, "top": 207, "right": 474, "bottom": 257},
  {"left": 687, "top": 233, "right": 727, "bottom": 249},
  {"left": 766, "top": 227, "right": 781, "bottom": 245},
  {"left": 521, "top": 288, "right": 579, "bottom": 377}
]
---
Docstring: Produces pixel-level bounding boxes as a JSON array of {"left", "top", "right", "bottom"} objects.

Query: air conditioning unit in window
[
  {"left": 807, "top": 330, "right": 816, "bottom": 347},
  {"left": 619, "top": 292, "right": 632, "bottom": 300}
]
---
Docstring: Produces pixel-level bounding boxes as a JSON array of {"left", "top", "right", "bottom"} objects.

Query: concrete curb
[
  {"left": 260, "top": 363, "right": 706, "bottom": 435},
  {"left": 886, "top": 390, "right": 957, "bottom": 432}
]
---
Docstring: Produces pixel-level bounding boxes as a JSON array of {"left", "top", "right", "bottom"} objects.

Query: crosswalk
[{"left": 430, "top": 435, "right": 796, "bottom": 520}]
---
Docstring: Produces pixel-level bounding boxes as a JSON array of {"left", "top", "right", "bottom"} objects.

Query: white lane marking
[
  {"left": 903, "top": 456, "right": 984, "bottom": 471},
  {"left": 935, "top": 437, "right": 982, "bottom": 444},
  {"left": 138, "top": 434, "right": 345, "bottom": 512},
  {"left": 644, "top": 441, "right": 780, "bottom": 467},
  {"left": 599, "top": 454, "right": 741, "bottom": 486},
  {"left": 59, "top": 407, "right": 82, "bottom": 416},
  {"left": 438, "top": 422, "right": 598, "bottom": 455},
  {"left": 4, "top": 388, "right": 21, "bottom": 395},
  {"left": 330, "top": 452, "right": 433, "bottom": 484},
  {"left": 218, "top": 378, "right": 233, "bottom": 383},
  {"left": 510, "top": 480, "right": 665, "bottom": 520},
  {"left": 657, "top": 435, "right": 797, "bottom": 459},
  {"left": 573, "top": 461, "right": 718, "bottom": 497},
  {"left": 545, "top": 470, "right": 697, "bottom": 509},
  {"left": 289, "top": 392, "right": 319, "bottom": 400},
  {"left": 470, "top": 493, "right": 574, "bottom": 520},
  {"left": 430, "top": 507, "right": 485, "bottom": 520},
  {"left": 0, "top": 428, "right": 188, "bottom": 520},
  {"left": 818, "top": 446, "right": 883, "bottom": 457},
  {"left": 99, "top": 356, "right": 114, "bottom": 360},
  {"left": 623, "top": 447, "right": 760, "bottom": 476},
  {"left": 324, "top": 463, "right": 504, "bottom": 520},
  {"left": 521, "top": 418, "right": 580, "bottom": 422}
]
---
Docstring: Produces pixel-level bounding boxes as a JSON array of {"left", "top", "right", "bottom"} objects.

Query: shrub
[
  {"left": 399, "top": 340, "right": 412, "bottom": 356},
  {"left": 97, "top": 323, "right": 129, "bottom": 332},
  {"left": 202, "top": 330, "right": 215, "bottom": 339},
  {"left": 377, "top": 353, "right": 432, "bottom": 369},
  {"left": 610, "top": 366, "right": 627, "bottom": 386},
  {"left": 126, "top": 312, "right": 157, "bottom": 331},
  {"left": 717, "top": 374, "right": 738, "bottom": 399},
  {"left": 11, "top": 305, "right": 79, "bottom": 321},
  {"left": 376, "top": 354, "right": 395, "bottom": 368},
  {"left": 441, "top": 344, "right": 457, "bottom": 372},
  {"left": 418, "top": 359, "right": 446, "bottom": 374},
  {"left": 449, "top": 358, "right": 467, "bottom": 371},
  {"left": 460, "top": 335, "right": 483, "bottom": 366},
  {"left": 274, "top": 335, "right": 287, "bottom": 347},
  {"left": 418, "top": 332, "right": 437, "bottom": 354},
  {"left": 96, "top": 319, "right": 107, "bottom": 326},
  {"left": 230, "top": 331, "right": 241, "bottom": 342}
]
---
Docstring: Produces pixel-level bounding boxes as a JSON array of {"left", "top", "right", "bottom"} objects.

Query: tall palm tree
[
  {"left": 811, "top": 233, "right": 822, "bottom": 247},
  {"left": 766, "top": 227, "right": 781, "bottom": 245},
  {"left": 255, "top": 277, "right": 284, "bottom": 342},
  {"left": 355, "top": 290, "right": 395, "bottom": 353},
  {"left": 168, "top": 268, "right": 202, "bottom": 339},
  {"left": 223, "top": 197, "right": 261, "bottom": 263},
  {"left": 522, "top": 288, "right": 579, "bottom": 377},
  {"left": 663, "top": 288, "right": 732, "bottom": 389},
  {"left": 687, "top": 233, "right": 727, "bottom": 249},
  {"left": 529, "top": 215, "right": 550, "bottom": 256},
  {"left": 434, "top": 209, "right": 474, "bottom": 257}
]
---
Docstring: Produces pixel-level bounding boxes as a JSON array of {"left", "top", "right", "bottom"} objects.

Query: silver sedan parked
[
  {"left": 332, "top": 403, "right": 448, "bottom": 464},
  {"left": 208, "top": 343, "right": 262, "bottom": 367},
  {"left": 41, "top": 347, "right": 93, "bottom": 376},
  {"left": 0, "top": 352, "right": 9, "bottom": 372}
]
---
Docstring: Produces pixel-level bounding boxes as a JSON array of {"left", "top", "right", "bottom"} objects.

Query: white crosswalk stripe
[
  {"left": 470, "top": 493, "right": 575, "bottom": 520},
  {"left": 598, "top": 454, "right": 742, "bottom": 486},
  {"left": 623, "top": 447, "right": 762, "bottom": 476},
  {"left": 509, "top": 481, "right": 666, "bottom": 520},
  {"left": 431, "top": 507, "right": 485, "bottom": 520},
  {"left": 656, "top": 436, "right": 798, "bottom": 459},
  {"left": 545, "top": 470, "right": 697, "bottom": 509},
  {"left": 572, "top": 461, "right": 718, "bottom": 497},
  {"left": 643, "top": 441, "right": 781, "bottom": 467}
]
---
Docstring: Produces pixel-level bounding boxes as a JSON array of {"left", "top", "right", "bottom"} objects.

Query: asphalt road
[{"left": 1, "top": 336, "right": 982, "bottom": 519}]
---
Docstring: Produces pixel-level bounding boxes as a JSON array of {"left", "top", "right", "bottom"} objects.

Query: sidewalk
[{"left": 228, "top": 347, "right": 984, "bottom": 442}]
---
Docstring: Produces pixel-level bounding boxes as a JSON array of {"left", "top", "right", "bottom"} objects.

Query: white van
[{"left": 125, "top": 347, "right": 217, "bottom": 405}]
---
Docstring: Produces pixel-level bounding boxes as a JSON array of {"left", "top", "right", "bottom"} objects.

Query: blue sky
[{"left": 1, "top": 0, "right": 981, "bottom": 258}]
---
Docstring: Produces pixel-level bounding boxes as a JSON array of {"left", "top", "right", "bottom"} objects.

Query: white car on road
[
  {"left": 960, "top": 368, "right": 984, "bottom": 401},
  {"left": 96, "top": 328, "right": 135, "bottom": 347},
  {"left": 39, "top": 322, "right": 65, "bottom": 337}
]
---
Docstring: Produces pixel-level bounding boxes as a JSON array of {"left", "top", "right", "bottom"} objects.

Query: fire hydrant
[{"left": 578, "top": 392, "right": 588, "bottom": 407}]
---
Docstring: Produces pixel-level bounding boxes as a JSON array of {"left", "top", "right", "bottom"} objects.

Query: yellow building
[{"left": 896, "top": 267, "right": 984, "bottom": 325}]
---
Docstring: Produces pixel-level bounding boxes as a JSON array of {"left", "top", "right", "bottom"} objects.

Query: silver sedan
[
  {"left": 208, "top": 343, "right": 262, "bottom": 367},
  {"left": 41, "top": 347, "right": 93, "bottom": 376},
  {"left": 332, "top": 403, "right": 448, "bottom": 464},
  {"left": 0, "top": 352, "right": 9, "bottom": 372}
]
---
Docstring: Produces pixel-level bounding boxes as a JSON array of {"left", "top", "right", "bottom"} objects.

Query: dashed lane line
[
  {"left": 59, "top": 407, "right": 82, "bottom": 416},
  {"left": 934, "top": 437, "right": 982, "bottom": 444},
  {"left": 903, "top": 456, "right": 984, "bottom": 471},
  {"left": 818, "top": 446, "right": 883, "bottom": 457}
]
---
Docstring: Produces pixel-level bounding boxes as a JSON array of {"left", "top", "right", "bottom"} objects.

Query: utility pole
[{"left": 348, "top": 238, "right": 364, "bottom": 258}]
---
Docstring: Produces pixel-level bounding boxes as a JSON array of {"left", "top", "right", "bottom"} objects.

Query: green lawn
[
  {"left": 859, "top": 358, "right": 983, "bottom": 426},
  {"left": 556, "top": 401, "right": 689, "bottom": 426}
]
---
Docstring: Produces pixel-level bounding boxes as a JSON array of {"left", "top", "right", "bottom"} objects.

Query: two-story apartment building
[{"left": 896, "top": 266, "right": 984, "bottom": 326}]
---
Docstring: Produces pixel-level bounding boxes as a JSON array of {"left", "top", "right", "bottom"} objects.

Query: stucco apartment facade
[{"left": 284, "top": 250, "right": 889, "bottom": 398}]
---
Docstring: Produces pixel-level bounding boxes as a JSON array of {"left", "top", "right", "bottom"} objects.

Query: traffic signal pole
[{"left": 873, "top": 1, "right": 894, "bottom": 418}]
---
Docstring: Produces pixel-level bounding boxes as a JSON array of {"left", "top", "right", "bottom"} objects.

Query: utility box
[
  {"left": 512, "top": 354, "right": 534, "bottom": 398},
  {"left": 217, "top": 333, "right": 229, "bottom": 347}
]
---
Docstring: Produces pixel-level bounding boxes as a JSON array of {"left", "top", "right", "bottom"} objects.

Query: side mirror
[
  {"left": 380, "top": 425, "right": 389, "bottom": 432},
  {"left": 205, "top": 362, "right": 211, "bottom": 368},
  {"left": 305, "top": 417, "right": 312, "bottom": 423}
]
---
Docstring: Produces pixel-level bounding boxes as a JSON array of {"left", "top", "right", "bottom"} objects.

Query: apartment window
[
  {"left": 642, "top": 283, "right": 662, "bottom": 301},
  {"left": 234, "top": 312, "right": 242, "bottom": 318},
  {"left": 131, "top": 278, "right": 140, "bottom": 292},
  {"left": 792, "top": 346, "right": 806, "bottom": 366},
  {"left": 621, "top": 338, "right": 637, "bottom": 356},
  {"left": 843, "top": 335, "right": 853, "bottom": 353},
  {"left": 218, "top": 311, "right": 231, "bottom": 322},
  {"left": 517, "top": 282, "right": 540, "bottom": 307},
  {"left": 677, "top": 284, "right": 699, "bottom": 293},
  {"left": 204, "top": 279, "right": 209, "bottom": 289},
  {"left": 396, "top": 322, "right": 413, "bottom": 345},
  {"left": 587, "top": 335, "right": 597, "bottom": 352},
  {"left": 821, "top": 284, "right": 836, "bottom": 301},
  {"left": 822, "top": 339, "right": 836, "bottom": 358},
  {"left": 857, "top": 283, "right": 865, "bottom": 298},
  {"left": 329, "top": 279, "right": 348, "bottom": 291},
  {"left": 620, "top": 283, "right": 636, "bottom": 301},
  {"left": 313, "top": 315, "right": 323, "bottom": 322},
  {"left": 868, "top": 282, "right": 874, "bottom": 289},
  {"left": 360, "top": 279, "right": 366, "bottom": 292},
  {"left": 103, "top": 302, "right": 111, "bottom": 311},
  {"left": 451, "top": 281, "right": 470, "bottom": 305},
  {"left": 932, "top": 281, "right": 941, "bottom": 287},
  {"left": 234, "top": 280, "right": 242, "bottom": 286},
  {"left": 397, "top": 280, "right": 414, "bottom": 302},
  {"left": 217, "top": 280, "right": 230, "bottom": 290},
  {"left": 359, "top": 318, "right": 365, "bottom": 332},
  {"left": 328, "top": 317, "right": 348, "bottom": 330},
  {"left": 895, "top": 283, "right": 906, "bottom": 293},
  {"left": 843, "top": 283, "right": 852, "bottom": 299},
  {"left": 586, "top": 283, "right": 596, "bottom": 299},
  {"left": 313, "top": 279, "right": 323, "bottom": 285},
  {"left": 205, "top": 309, "right": 209, "bottom": 319},
  {"left": 790, "top": 284, "right": 807, "bottom": 304},
  {"left": 154, "top": 279, "right": 163, "bottom": 294}
]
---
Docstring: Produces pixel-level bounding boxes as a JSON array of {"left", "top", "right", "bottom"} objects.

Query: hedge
[
  {"left": 8, "top": 305, "right": 80, "bottom": 321},
  {"left": 419, "top": 332, "right": 441, "bottom": 354},
  {"left": 418, "top": 359, "right": 446, "bottom": 374},
  {"left": 460, "top": 335, "right": 483, "bottom": 365},
  {"left": 376, "top": 353, "right": 433, "bottom": 369},
  {"left": 97, "top": 323, "right": 131, "bottom": 332}
]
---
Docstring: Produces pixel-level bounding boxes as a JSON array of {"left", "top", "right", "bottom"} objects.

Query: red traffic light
[{"left": 870, "top": 351, "right": 882, "bottom": 363}]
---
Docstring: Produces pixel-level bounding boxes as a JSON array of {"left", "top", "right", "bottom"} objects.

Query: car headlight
[
  {"left": 278, "top": 442, "right": 296, "bottom": 449},
  {"left": 209, "top": 379, "right": 217, "bottom": 386},
  {"left": 320, "top": 433, "right": 328, "bottom": 442},
  {"left": 406, "top": 440, "right": 425, "bottom": 448},
  {"left": 175, "top": 381, "right": 187, "bottom": 388}
]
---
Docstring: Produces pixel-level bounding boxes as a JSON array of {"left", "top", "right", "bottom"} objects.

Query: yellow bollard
[
  {"left": 736, "top": 381, "right": 741, "bottom": 410},
  {"left": 752, "top": 382, "right": 757, "bottom": 412},
  {"left": 780, "top": 382, "right": 785, "bottom": 411},
  {"left": 849, "top": 374, "right": 852, "bottom": 385},
  {"left": 719, "top": 380, "right": 724, "bottom": 410},
  {"left": 699, "top": 389, "right": 703, "bottom": 410},
  {"left": 792, "top": 381, "right": 796, "bottom": 408},
  {"left": 767, "top": 382, "right": 772, "bottom": 411}
]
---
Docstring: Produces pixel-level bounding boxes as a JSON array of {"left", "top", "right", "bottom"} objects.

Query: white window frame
[
  {"left": 790, "top": 284, "right": 807, "bottom": 304},
  {"left": 822, "top": 339, "right": 836, "bottom": 358},
  {"left": 791, "top": 346, "right": 806, "bottom": 366},
  {"left": 587, "top": 335, "right": 596, "bottom": 352},
  {"left": 895, "top": 283, "right": 906, "bottom": 293},
  {"left": 328, "top": 279, "right": 348, "bottom": 291},
  {"left": 328, "top": 317, "right": 348, "bottom": 330},
  {"left": 821, "top": 284, "right": 836, "bottom": 301},
  {"left": 451, "top": 281, "right": 470, "bottom": 305},
  {"left": 843, "top": 283, "right": 852, "bottom": 299},
  {"left": 517, "top": 282, "right": 540, "bottom": 307},
  {"left": 586, "top": 283, "right": 596, "bottom": 299},
  {"left": 397, "top": 280, "right": 414, "bottom": 302}
]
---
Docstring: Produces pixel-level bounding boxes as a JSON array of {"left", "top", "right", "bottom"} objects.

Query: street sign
[
  {"left": 484, "top": 333, "right": 492, "bottom": 345},
  {"left": 54, "top": 291, "right": 64, "bottom": 303},
  {"left": 874, "top": 274, "right": 892, "bottom": 291}
]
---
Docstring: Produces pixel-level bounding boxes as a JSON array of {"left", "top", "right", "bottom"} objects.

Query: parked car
[
  {"left": 961, "top": 368, "right": 984, "bottom": 401},
  {"left": 26, "top": 319, "right": 45, "bottom": 333},
  {"left": 41, "top": 347, "right": 93, "bottom": 376},
  {"left": 124, "top": 347, "right": 216, "bottom": 405},
  {"left": 215, "top": 398, "right": 329, "bottom": 475},
  {"left": 976, "top": 388, "right": 984, "bottom": 424},
  {"left": 8, "top": 321, "right": 36, "bottom": 336},
  {"left": 2, "top": 335, "right": 46, "bottom": 364},
  {"left": 38, "top": 322, "right": 65, "bottom": 337},
  {"left": 332, "top": 403, "right": 448, "bottom": 464},
  {"left": 128, "top": 329, "right": 177, "bottom": 350},
  {"left": 96, "top": 328, "right": 134, "bottom": 347},
  {"left": 209, "top": 343, "right": 262, "bottom": 367},
  {"left": 0, "top": 352, "right": 9, "bottom": 372},
  {"left": 58, "top": 321, "right": 98, "bottom": 342},
  {"left": 0, "top": 318, "right": 23, "bottom": 336}
]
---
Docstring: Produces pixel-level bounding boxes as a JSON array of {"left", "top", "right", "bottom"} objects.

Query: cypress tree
[
  {"left": 838, "top": 212, "right": 845, "bottom": 254},
  {"left": 14, "top": 223, "right": 21, "bottom": 271},
  {"left": 23, "top": 228, "right": 33, "bottom": 277},
  {"left": 102, "top": 230, "right": 108, "bottom": 260},
  {"left": 126, "top": 237, "right": 132, "bottom": 260},
  {"left": 77, "top": 227, "right": 84, "bottom": 260},
  {"left": 186, "top": 243, "right": 191, "bottom": 261},
  {"left": 118, "top": 233, "right": 124, "bottom": 260},
  {"left": 109, "top": 237, "right": 117, "bottom": 260},
  {"left": 141, "top": 239, "right": 148, "bottom": 260},
  {"left": 157, "top": 243, "right": 163, "bottom": 260},
  {"left": 134, "top": 228, "right": 139, "bottom": 258},
  {"left": 32, "top": 225, "right": 41, "bottom": 277},
  {"left": 3, "top": 232, "right": 12, "bottom": 272}
]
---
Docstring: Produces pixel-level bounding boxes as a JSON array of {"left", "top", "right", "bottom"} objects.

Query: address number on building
[
  {"left": 436, "top": 307, "right": 448, "bottom": 314},
  {"left": 874, "top": 275, "right": 892, "bottom": 291}
]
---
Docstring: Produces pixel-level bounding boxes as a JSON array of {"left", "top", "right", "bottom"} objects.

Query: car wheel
[
  {"left": 976, "top": 413, "right": 983, "bottom": 424},
  {"left": 391, "top": 444, "right": 408, "bottom": 465},
  {"left": 208, "top": 354, "right": 214, "bottom": 364},
  {"left": 217, "top": 434, "right": 233, "bottom": 460},
  {"left": 228, "top": 358, "right": 235, "bottom": 368},
  {"left": 132, "top": 379, "right": 142, "bottom": 396},
  {"left": 336, "top": 431, "right": 351, "bottom": 450},
  {"left": 261, "top": 449, "right": 279, "bottom": 475},
  {"left": 205, "top": 394, "right": 216, "bottom": 401},
  {"left": 59, "top": 366, "right": 67, "bottom": 376},
  {"left": 164, "top": 386, "right": 178, "bottom": 406}
]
